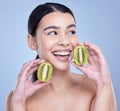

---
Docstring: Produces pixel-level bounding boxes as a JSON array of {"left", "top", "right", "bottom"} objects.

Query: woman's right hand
[{"left": 11, "top": 59, "right": 50, "bottom": 110}]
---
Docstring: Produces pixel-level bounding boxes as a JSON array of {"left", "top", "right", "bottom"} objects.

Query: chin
[{"left": 53, "top": 62, "right": 70, "bottom": 71}]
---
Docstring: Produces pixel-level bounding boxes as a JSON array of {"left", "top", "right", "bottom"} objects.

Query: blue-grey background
[{"left": 0, "top": 0, "right": 119, "bottom": 111}]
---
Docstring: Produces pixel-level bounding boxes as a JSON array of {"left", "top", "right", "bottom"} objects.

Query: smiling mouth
[{"left": 52, "top": 50, "right": 72, "bottom": 61}]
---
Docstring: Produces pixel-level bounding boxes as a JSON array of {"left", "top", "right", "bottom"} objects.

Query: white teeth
[{"left": 53, "top": 51, "right": 70, "bottom": 56}]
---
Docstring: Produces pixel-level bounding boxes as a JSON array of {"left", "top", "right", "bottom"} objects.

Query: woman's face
[{"left": 34, "top": 12, "right": 78, "bottom": 71}]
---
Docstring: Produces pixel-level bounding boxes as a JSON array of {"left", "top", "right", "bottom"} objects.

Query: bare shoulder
[
  {"left": 71, "top": 73, "right": 97, "bottom": 94},
  {"left": 6, "top": 91, "right": 13, "bottom": 111}
]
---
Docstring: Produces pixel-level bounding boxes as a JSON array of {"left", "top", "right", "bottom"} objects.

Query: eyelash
[
  {"left": 68, "top": 30, "right": 76, "bottom": 35},
  {"left": 47, "top": 30, "right": 76, "bottom": 36},
  {"left": 48, "top": 31, "right": 57, "bottom": 35}
]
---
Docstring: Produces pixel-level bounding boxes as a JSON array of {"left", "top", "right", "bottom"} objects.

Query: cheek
[
  {"left": 40, "top": 39, "right": 56, "bottom": 51},
  {"left": 70, "top": 37, "right": 78, "bottom": 47},
  {"left": 38, "top": 39, "right": 57, "bottom": 59},
  {"left": 45, "top": 40, "right": 56, "bottom": 49},
  {"left": 37, "top": 41, "right": 49, "bottom": 58}
]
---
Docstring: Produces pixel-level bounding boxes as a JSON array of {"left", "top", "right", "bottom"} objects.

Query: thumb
[
  {"left": 71, "top": 62, "right": 89, "bottom": 74},
  {"left": 35, "top": 80, "right": 51, "bottom": 87},
  {"left": 32, "top": 81, "right": 51, "bottom": 92}
]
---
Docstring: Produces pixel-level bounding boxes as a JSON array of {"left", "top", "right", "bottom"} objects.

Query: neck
[{"left": 50, "top": 68, "right": 72, "bottom": 92}]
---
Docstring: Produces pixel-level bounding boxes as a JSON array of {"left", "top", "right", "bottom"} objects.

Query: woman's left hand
[{"left": 72, "top": 42, "right": 111, "bottom": 87}]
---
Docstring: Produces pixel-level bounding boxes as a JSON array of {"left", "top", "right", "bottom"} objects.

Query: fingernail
[{"left": 40, "top": 59, "right": 45, "bottom": 62}]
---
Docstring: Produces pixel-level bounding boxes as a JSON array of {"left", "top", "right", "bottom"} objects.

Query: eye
[
  {"left": 68, "top": 30, "right": 76, "bottom": 35},
  {"left": 48, "top": 31, "right": 57, "bottom": 35}
]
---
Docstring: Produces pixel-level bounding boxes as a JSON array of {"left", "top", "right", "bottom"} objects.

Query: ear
[{"left": 27, "top": 34, "right": 38, "bottom": 50}]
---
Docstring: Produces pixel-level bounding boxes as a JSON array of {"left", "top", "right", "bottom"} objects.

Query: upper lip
[{"left": 52, "top": 49, "right": 72, "bottom": 56}]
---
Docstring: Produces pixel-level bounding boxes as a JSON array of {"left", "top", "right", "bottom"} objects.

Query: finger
[
  {"left": 84, "top": 42, "right": 104, "bottom": 58},
  {"left": 24, "top": 59, "right": 44, "bottom": 78},
  {"left": 25, "top": 59, "right": 45, "bottom": 78},
  {"left": 30, "top": 81, "right": 51, "bottom": 92},
  {"left": 88, "top": 49, "right": 95, "bottom": 56},
  {"left": 87, "top": 56, "right": 94, "bottom": 65},
  {"left": 34, "top": 80, "right": 51, "bottom": 86},
  {"left": 18, "top": 59, "right": 45, "bottom": 81},
  {"left": 21, "top": 59, "right": 41, "bottom": 71},
  {"left": 26, "top": 66, "right": 38, "bottom": 81},
  {"left": 77, "top": 42, "right": 84, "bottom": 46},
  {"left": 71, "top": 62, "right": 88, "bottom": 73},
  {"left": 84, "top": 42, "right": 107, "bottom": 65}
]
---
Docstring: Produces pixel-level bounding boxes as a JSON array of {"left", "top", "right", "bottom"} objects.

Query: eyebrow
[
  {"left": 43, "top": 26, "right": 59, "bottom": 31},
  {"left": 43, "top": 24, "right": 76, "bottom": 32},
  {"left": 67, "top": 24, "right": 76, "bottom": 29}
]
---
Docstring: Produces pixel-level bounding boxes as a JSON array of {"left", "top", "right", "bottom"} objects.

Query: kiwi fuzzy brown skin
[
  {"left": 37, "top": 62, "right": 53, "bottom": 82},
  {"left": 73, "top": 45, "right": 88, "bottom": 65}
]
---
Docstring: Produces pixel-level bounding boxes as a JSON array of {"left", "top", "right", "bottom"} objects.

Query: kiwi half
[
  {"left": 73, "top": 45, "right": 88, "bottom": 65},
  {"left": 37, "top": 62, "right": 53, "bottom": 82}
]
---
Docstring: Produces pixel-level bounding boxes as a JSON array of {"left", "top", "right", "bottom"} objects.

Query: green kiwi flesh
[
  {"left": 37, "top": 62, "right": 53, "bottom": 82},
  {"left": 73, "top": 46, "right": 88, "bottom": 65}
]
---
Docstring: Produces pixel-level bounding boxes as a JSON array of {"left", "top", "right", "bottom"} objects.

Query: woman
[{"left": 6, "top": 2, "right": 117, "bottom": 111}]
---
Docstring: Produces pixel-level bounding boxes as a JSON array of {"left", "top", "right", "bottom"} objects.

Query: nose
[{"left": 57, "top": 36, "right": 70, "bottom": 47}]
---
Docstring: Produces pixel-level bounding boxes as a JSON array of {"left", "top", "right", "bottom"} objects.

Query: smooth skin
[{"left": 6, "top": 12, "right": 117, "bottom": 111}]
